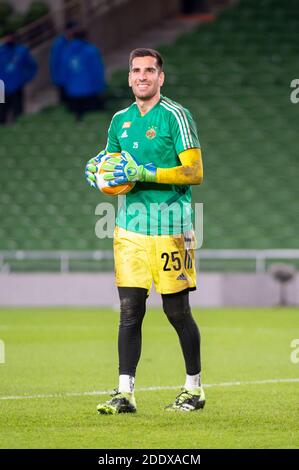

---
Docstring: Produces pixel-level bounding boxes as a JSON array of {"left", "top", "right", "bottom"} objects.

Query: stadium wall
[{"left": 0, "top": 273, "right": 298, "bottom": 307}]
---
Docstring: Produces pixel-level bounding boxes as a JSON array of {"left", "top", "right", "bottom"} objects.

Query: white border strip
[{"left": 0, "top": 378, "right": 298, "bottom": 401}]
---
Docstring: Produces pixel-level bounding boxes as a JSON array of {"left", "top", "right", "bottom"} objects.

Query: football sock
[
  {"left": 119, "top": 374, "right": 135, "bottom": 394},
  {"left": 184, "top": 373, "right": 201, "bottom": 390}
]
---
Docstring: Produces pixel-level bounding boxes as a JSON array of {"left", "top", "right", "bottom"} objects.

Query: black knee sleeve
[
  {"left": 119, "top": 287, "right": 147, "bottom": 328},
  {"left": 118, "top": 287, "right": 147, "bottom": 376},
  {"left": 162, "top": 289, "right": 192, "bottom": 327},
  {"left": 162, "top": 289, "right": 201, "bottom": 376}
]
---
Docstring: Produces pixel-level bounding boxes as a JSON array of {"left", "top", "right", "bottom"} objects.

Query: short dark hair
[
  {"left": 73, "top": 28, "right": 87, "bottom": 40},
  {"left": 65, "top": 20, "right": 78, "bottom": 30},
  {"left": 129, "top": 48, "right": 163, "bottom": 71}
]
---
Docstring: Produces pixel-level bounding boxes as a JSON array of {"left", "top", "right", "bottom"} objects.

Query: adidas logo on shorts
[{"left": 176, "top": 273, "right": 187, "bottom": 281}]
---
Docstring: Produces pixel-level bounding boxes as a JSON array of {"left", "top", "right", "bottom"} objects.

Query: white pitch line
[{"left": 0, "top": 378, "right": 298, "bottom": 401}]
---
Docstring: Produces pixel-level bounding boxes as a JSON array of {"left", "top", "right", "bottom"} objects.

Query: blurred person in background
[
  {"left": 49, "top": 20, "right": 78, "bottom": 104},
  {"left": 61, "top": 28, "right": 106, "bottom": 121},
  {"left": 0, "top": 31, "right": 37, "bottom": 125}
]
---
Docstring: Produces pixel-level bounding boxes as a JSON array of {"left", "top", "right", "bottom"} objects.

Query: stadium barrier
[
  {"left": 0, "top": 249, "right": 298, "bottom": 273},
  {"left": 0, "top": 272, "right": 298, "bottom": 307},
  {"left": 0, "top": 250, "right": 298, "bottom": 307}
]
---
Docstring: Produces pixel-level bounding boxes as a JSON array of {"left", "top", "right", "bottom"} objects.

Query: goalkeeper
[{"left": 85, "top": 48, "right": 204, "bottom": 414}]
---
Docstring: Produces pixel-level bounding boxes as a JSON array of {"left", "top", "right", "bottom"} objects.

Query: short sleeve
[
  {"left": 105, "top": 116, "right": 121, "bottom": 153},
  {"left": 169, "top": 107, "right": 200, "bottom": 155}
]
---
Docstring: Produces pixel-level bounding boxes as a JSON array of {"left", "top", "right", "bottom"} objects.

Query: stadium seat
[{"left": 0, "top": 0, "right": 298, "bottom": 253}]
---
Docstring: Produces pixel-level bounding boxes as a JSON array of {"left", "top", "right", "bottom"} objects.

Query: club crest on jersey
[{"left": 146, "top": 127, "right": 157, "bottom": 139}]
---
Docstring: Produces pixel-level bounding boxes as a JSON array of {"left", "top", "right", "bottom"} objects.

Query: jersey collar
[{"left": 133, "top": 96, "right": 162, "bottom": 118}]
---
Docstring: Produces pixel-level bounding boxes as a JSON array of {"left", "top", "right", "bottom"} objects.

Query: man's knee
[
  {"left": 162, "top": 290, "right": 191, "bottom": 326},
  {"left": 119, "top": 288, "right": 147, "bottom": 328}
]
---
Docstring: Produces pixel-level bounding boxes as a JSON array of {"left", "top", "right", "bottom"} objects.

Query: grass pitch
[{"left": 0, "top": 307, "right": 298, "bottom": 449}]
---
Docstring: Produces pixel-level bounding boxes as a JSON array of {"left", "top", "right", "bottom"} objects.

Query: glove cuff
[{"left": 142, "top": 163, "right": 157, "bottom": 183}]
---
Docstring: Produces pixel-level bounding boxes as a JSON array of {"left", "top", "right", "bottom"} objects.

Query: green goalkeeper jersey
[{"left": 105, "top": 95, "right": 200, "bottom": 235}]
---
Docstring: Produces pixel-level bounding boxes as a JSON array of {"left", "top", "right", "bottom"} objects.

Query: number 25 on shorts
[{"left": 161, "top": 250, "right": 193, "bottom": 271}]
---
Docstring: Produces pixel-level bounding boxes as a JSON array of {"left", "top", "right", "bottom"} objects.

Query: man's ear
[
  {"left": 159, "top": 71, "right": 165, "bottom": 87},
  {"left": 128, "top": 72, "right": 132, "bottom": 88}
]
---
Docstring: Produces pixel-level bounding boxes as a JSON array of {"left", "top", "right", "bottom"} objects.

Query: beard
[
  {"left": 135, "top": 92, "right": 154, "bottom": 100},
  {"left": 132, "top": 84, "right": 158, "bottom": 100}
]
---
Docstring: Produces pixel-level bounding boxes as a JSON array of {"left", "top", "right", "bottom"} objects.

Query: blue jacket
[
  {"left": 0, "top": 43, "right": 37, "bottom": 95},
  {"left": 49, "top": 34, "right": 69, "bottom": 86},
  {"left": 61, "top": 39, "right": 106, "bottom": 97}
]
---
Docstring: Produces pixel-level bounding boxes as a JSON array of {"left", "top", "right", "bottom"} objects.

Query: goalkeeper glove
[
  {"left": 102, "top": 150, "right": 157, "bottom": 186},
  {"left": 85, "top": 150, "right": 107, "bottom": 188}
]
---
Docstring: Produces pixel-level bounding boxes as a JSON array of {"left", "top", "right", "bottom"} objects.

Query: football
[{"left": 95, "top": 152, "right": 135, "bottom": 196}]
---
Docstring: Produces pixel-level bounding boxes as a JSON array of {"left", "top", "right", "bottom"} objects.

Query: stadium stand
[{"left": 0, "top": 0, "right": 298, "bottom": 267}]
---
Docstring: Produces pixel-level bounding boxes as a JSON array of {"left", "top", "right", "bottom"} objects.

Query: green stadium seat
[{"left": 0, "top": 0, "right": 298, "bottom": 252}]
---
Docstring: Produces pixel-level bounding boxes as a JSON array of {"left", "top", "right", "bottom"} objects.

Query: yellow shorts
[{"left": 114, "top": 226, "right": 197, "bottom": 295}]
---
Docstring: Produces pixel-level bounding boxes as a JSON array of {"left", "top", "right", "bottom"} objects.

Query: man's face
[{"left": 129, "top": 56, "right": 164, "bottom": 100}]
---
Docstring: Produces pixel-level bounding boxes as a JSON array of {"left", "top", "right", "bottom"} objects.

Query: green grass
[{"left": 0, "top": 307, "right": 298, "bottom": 448}]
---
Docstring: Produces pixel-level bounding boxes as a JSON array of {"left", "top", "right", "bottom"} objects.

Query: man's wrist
[{"left": 142, "top": 164, "right": 157, "bottom": 183}]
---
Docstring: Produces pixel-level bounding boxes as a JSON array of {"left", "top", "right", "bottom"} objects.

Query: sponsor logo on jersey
[
  {"left": 122, "top": 121, "right": 132, "bottom": 128},
  {"left": 146, "top": 127, "right": 157, "bottom": 139},
  {"left": 176, "top": 273, "right": 187, "bottom": 281},
  {"left": 121, "top": 130, "right": 128, "bottom": 138}
]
